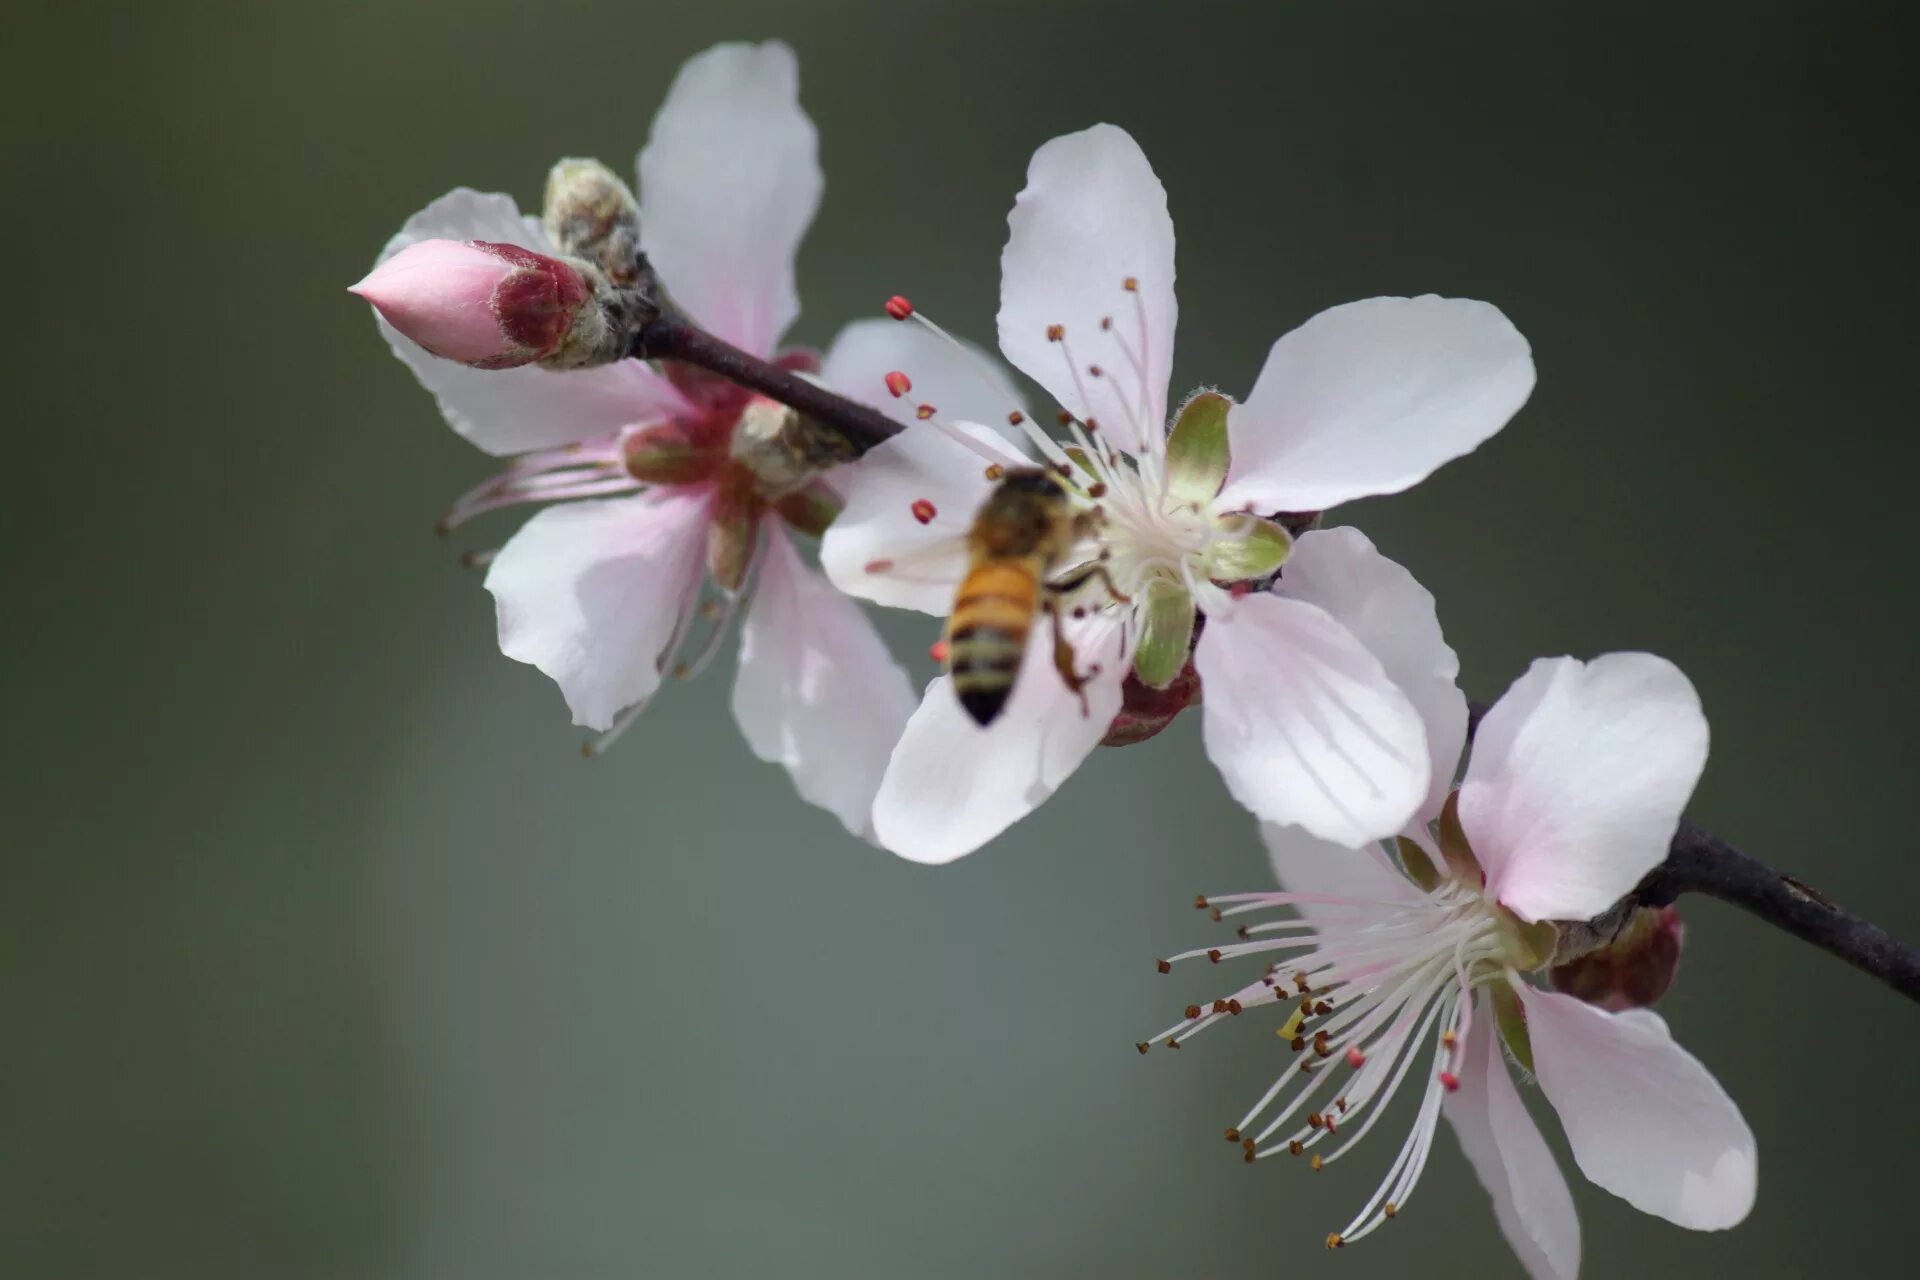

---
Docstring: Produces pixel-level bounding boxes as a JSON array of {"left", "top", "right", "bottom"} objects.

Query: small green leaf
[
  {"left": 1132, "top": 580, "right": 1197, "bottom": 689},
  {"left": 1490, "top": 983, "right": 1534, "bottom": 1073},
  {"left": 1164, "top": 391, "right": 1232, "bottom": 503},
  {"left": 1203, "top": 516, "right": 1292, "bottom": 581}
]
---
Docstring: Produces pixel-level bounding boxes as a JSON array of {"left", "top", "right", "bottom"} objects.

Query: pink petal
[
  {"left": 1522, "top": 986, "right": 1756, "bottom": 1231},
  {"left": 1460, "top": 653, "right": 1708, "bottom": 923},
  {"left": 871, "top": 613, "right": 1130, "bottom": 863},
  {"left": 1194, "top": 594, "right": 1428, "bottom": 847},
  {"left": 637, "top": 41, "right": 820, "bottom": 357},
  {"left": 482, "top": 489, "right": 711, "bottom": 730},
  {"left": 1444, "top": 999, "right": 1582, "bottom": 1280},
  {"left": 821, "top": 317, "right": 1029, "bottom": 438},
  {"left": 1273, "top": 526, "right": 1466, "bottom": 828},
  {"left": 1216, "top": 296, "right": 1534, "bottom": 514},
  {"left": 819, "top": 422, "right": 1022, "bottom": 616},
  {"left": 997, "top": 124, "right": 1176, "bottom": 456},
  {"left": 731, "top": 527, "right": 917, "bottom": 839},
  {"left": 369, "top": 190, "right": 690, "bottom": 455}
]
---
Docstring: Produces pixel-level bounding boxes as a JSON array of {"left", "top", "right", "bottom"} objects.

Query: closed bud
[
  {"left": 729, "top": 397, "right": 857, "bottom": 499},
  {"left": 351, "top": 239, "right": 619, "bottom": 370},
  {"left": 543, "top": 157, "right": 643, "bottom": 284},
  {"left": 1549, "top": 904, "right": 1685, "bottom": 1011}
]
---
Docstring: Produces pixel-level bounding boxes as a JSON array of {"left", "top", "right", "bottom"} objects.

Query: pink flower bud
[
  {"left": 1549, "top": 904, "right": 1686, "bottom": 1011},
  {"left": 349, "top": 239, "right": 596, "bottom": 369}
]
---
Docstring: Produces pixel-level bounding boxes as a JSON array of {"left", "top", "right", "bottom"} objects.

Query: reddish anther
[
  {"left": 884, "top": 295, "right": 914, "bottom": 320},
  {"left": 884, "top": 371, "right": 912, "bottom": 398},
  {"left": 911, "top": 499, "right": 937, "bottom": 525}
]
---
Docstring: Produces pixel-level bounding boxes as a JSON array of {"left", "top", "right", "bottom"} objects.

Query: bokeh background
[{"left": 6, "top": 1, "right": 1915, "bottom": 1276}]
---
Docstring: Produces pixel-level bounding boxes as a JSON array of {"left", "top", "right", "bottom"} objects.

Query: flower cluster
[{"left": 352, "top": 40, "right": 1756, "bottom": 1277}]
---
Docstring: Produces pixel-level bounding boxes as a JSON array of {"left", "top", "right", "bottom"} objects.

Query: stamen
[
  {"left": 581, "top": 697, "right": 650, "bottom": 757},
  {"left": 884, "top": 295, "right": 914, "bottom": 320}
]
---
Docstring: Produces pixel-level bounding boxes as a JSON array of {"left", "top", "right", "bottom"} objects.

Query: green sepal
[
  {"left": 1203, "top": 516, "right": 1292, "bottom": 582},
  {"left": 1394, "top": 835, "right": 1443, "bottom": 894},
  {"left": 1133, "top": 580, "right": 1197, "bottom": 689},
  {"left": 622, "top": 422, "right": 722, "bottom": 487},
  {"left": 1437, "top": 790, "right": 1484, "bottom": 885},
  {"left": 774, "top": 481, "right": 841, "bottom": 538},
  {"left": 1500, "top": 913, "right": 1560, "bottom": 972},
  {"left": 1490, "top": 983, "right": 1534, "bottom": 1073},
  {"left": 1164, "top": 391, "right": 1232, "bottom": 504},
  {"left": 705, "top": 498, "right": 758, "bottom": 593}
]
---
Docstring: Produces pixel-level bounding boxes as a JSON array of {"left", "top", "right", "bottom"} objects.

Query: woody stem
[{"left": 629, "top": 307, "right": 903, "bottom": 456}]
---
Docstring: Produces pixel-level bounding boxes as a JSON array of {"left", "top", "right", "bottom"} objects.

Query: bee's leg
[
  {"left": 1048, "top": 556, "right": 1132, "bottom": 606},
  {"left": 1042, "top": 596, "right": 1097, "bottom": 717}
]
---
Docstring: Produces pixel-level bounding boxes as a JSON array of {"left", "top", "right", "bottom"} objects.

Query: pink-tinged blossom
[
  {"left": 822, "top": 123, "right": 1530, "bottom": 862},
  {"left": 349, "top": 239, "right": 596, "bottom": 369},
  {"left": 1149, "top": 651, "right": 1751, "bottom": 1275},
  {"left": 358, "top": 41, "right": 1020, "bottom": 838}
]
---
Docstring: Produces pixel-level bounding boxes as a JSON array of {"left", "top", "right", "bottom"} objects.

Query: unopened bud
[
  {"left": 1550, "top": 904, "right": 1685, "bottom": 1011},
  {"left": 729, "top": 397, "right": 857, "bottom": 499},
  {"left": 351, "top": 239, "right": 619, "bottom": 369},
  {"left": 543, "top": 157, "right": 643, "bottom": 284}
]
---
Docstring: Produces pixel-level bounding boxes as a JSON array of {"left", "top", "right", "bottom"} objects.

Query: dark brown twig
[{"left": 630, "top": 308, "right": 904, "bottom": 456}]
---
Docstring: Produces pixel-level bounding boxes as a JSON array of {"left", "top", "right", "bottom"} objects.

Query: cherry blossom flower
[
  {"left": 822, "top": 124, "right": 1534, "bottom": 861},
  {"left": 1149, "top": 648, "right": 1753, "bottom": 1275},
  {"left": 358, "top": 41, "right": 1015, "bottom": 837}
]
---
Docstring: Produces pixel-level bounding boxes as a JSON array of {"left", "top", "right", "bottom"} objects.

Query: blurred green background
[{"left": 5, "top": 1, "right": 1914, "bottom": 1276}]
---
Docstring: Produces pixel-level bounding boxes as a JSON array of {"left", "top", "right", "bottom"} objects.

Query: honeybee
[{"left": 947, "top": 467, "right": 1124, "bottom": 725}]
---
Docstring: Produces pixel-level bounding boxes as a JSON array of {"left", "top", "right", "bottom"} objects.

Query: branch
[
  {"left": 625, "top": 296, "right": 1920, "bottom": 1004},
  {"left": 1464, "top": 702, "right": 1920, "bottom": 1003},
  {"left": 1635, "top": 822, "right": 1920, "bottom": 1001},
  {"left": 630, "top": 308, "right": 904, "bottom": 456}
]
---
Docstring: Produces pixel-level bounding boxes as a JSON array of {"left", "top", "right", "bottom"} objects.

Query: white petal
[
  {"left": 1260, "top": 824, "right": 1424, "bottom": 920},
  {"left": 1523, "top": 987, "right": 1756, "bottom": 1231},
  {"left": 821, "top": 317, "right": 1030, "bottom": 443},
  {"left": 1195, "top": 594, "right": 1428, "bottom": 847},
  {"left": 1216, "top": 296, "right": 1534, "bottom": 514},
  {"left": 997, "top": 124, "right": 1176, "bottom": 456},
  {"left": 871, "top": 614, "right": 1129, "bottom": 864},
  {"left": 818, "top": 423, "right": 1020, "bottom": 615},
  {"left": 1273, "top": 526, "right": 1466, "bottom": 827},
  {"left": 483, "top": 490, "right": 711, "bottom": 730},
  {"left": 637, "top": 40, "right": 820, "bottom": 356},
  {"left": 1460, "top": 654, "right": 1708, "bottom": 923},
  {"left": 370, "top": 189, "right": 690, "bottom": 456},
  {"left": 731, "top": 528, "right": 917, "bottom": 839},
  {"left": 1444, "top": 1001, "right": 1582, "bottom": 1280}
]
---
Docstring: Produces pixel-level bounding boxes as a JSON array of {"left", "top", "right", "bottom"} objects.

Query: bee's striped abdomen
[{"left": 948, "top": 559, "right": 1042, "bottom": 726}]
